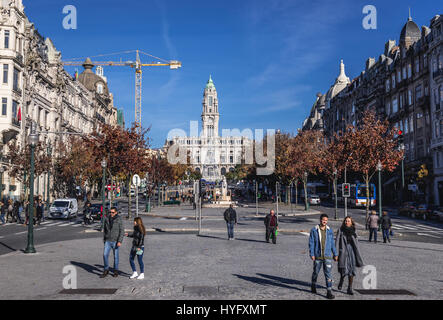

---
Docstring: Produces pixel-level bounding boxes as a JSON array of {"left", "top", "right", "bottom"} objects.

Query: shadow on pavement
[
  {"left": 235, "top": 238, "right": 267, "bottom": 244},
  {"left": 197, "top": 234, "right": 228, "bottom": 241},
  {"left": 233, "top": 273, "right": 318, "bottom": 294},
  {"left": 70, "top": 261, "right": 131, "bottom": 277},
  {"left": 0, "top": 242, "right": 18, "bottom": 253}
]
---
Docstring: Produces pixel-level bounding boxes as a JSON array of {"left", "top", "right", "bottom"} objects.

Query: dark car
[
  {"left": 412, "top": 204, "right": 439, "bottom": 221},
  {"left": 398, "top": 202, "right": 417, "bottom": 217}
]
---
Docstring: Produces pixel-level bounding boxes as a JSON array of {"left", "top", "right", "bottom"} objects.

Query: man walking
[
  {"left": 366, "top": 210, "right": 380, "bottom": 243},
  {"left": 36, "top": 199, "right": 44, "bottom": 225},
  {"left": 380, "top": 211, "right": 392, "bottom": 243},
  {"left": 100, "top": 207, "right": 124, "bottom": 278},
  {"left": 309, "top": 214, "right": 338, "bottom": 300},
  {"left": 223, "top": 204, "right": 237, "bottom": 240},
  {"left": 0, "top": 201, "right": 5, "bottom": 225},
  {"left": 264, "top": 210, "right": 278, "bottom": 244}
]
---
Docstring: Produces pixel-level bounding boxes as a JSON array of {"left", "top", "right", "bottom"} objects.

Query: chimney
[{"left": 384, "top": 40, "right": 396, "bottom": 56}]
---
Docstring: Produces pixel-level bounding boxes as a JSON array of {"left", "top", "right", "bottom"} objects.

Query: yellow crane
[{"left": 63, "top": 50, "right": 182, "bottom": 130}]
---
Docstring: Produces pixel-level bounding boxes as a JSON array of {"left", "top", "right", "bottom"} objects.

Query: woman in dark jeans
[{"left": 125, "top": 217, "right": 146, "bottom": 280}]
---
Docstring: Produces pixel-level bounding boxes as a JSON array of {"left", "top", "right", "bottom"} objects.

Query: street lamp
[
  {"left": 46, "top": 143, "right": 52, "bottom": 209},
  {"left": 304, "top": 171, "right": 308, "bottom": 211},
  {"left": 101, "top": 158, "right": 107, "bottom": 227},
  {"left": 333, "top": 168, "right": 338, "bottom": 220},
  {"left": 25, "top": 124, "right": 39, "bottom": 254},
  {"left": 0, "top": 166, "right": 4, "bottom": 202},
  {"left": 377, "top": 161, "right": 383, "bottom": 219}
]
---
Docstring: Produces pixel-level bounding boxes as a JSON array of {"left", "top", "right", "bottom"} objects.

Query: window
[
  {"left": 97, "top": 83, "right": 103, "bottom": 94},
  {"left": 3, "top": 64, "right": 8, "bottom": 84},
  {"left": 392, "top": 74, "right": 396, "bottom": 89},
  {"left": 399, "top": 94, "right": 403, "bottom": 109},
  {"left": 408, "top": 90, "right": 413, "bottom": 105},
  {"left": 424, "top": 54, "right": 428, "bottom": 68},
  {"left": 435, "top": 88, "right": 441, "bottom": 111},
  {"left": 4, "top": 30, "right": 9, "bottom": 49},
  {"left": 409, "top": 114, "right": 414, "bottom": 133},
  {"left": 209, "top": 96, "right": 213, "bottom": 106},
  {"left": 408, "top": 64, "right": 412, "bottom": 78},
  {"left": 415, "top": 59, "right": 420, "bottom": 73},
  {"left": 12, "top": 100, "right": 17, "bottom": 121},
  {"left": 1, "top": 98, "right": 6, "bottom": 116},
  {"left": 402, "top": 66, "right": 407, "bottom": 80},
  {"left": 415, "top": 85, "right": 422, "bottom": 101},
  {"left": 386, "top": 79, "right": 390, "bottom": 92},
  {"left": 392, "top": 97, "right": 398, "bottom": 113},
  {"left": 13, "top": 68, "right": 19, "bottom": 91},
  {"left": 397, "top": 70, "right": 401, "bottom": 83},
  {"left": 405, "top": 118, "right": 409, "bottom": 134}
]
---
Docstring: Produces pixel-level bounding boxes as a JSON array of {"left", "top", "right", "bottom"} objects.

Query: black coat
[
  {"left": 380, "top": 215, "right": 392, "bottom": 230},
  {"left": 224, "top": 208, "right": 237, "bottom": 223},
  {"left": 128, "top": 226, "right": 145, "bottom": 248},
  {"left": 336, "top": 228, "right": 364, "bottom": 269},
  {"left": 264, "top": 214, "right": 278, "bottom": 229}
]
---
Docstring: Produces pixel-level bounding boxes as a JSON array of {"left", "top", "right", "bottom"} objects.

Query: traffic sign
[{"left": 132, "top": 174, "right": 141, "bottom": 187}]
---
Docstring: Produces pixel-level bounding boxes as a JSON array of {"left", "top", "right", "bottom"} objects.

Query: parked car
[
  {"left": 412, "top": 204, "right": 439, "bottom": 220},
  {"left": 432, "top": 208, "right": 443, "bottom": 222},
  {"left": 398, "top": 202, "right": 417, "bottom": 217},
  {"left": 308, "top": 194, "right": 321, "bottom": 205},
  {"left": 49, "top": 198, "right": 78, "bottom": 219}
]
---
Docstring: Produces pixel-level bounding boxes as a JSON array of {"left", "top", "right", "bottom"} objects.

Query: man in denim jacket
[{"left": 309, "top": 214, "right": 338, "bottom": 299}]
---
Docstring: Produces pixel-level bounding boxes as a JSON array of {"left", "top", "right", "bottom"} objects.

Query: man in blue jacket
[{"left": 309, "top": 214, "right": 338, "bottom": 299}]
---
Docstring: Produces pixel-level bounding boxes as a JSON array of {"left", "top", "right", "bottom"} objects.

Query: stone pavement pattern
[{"left": 1, "top": 228, "right": 442, "bottom": 300}]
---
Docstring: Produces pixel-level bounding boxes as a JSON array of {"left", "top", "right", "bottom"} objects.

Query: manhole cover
[
  {"left": 183, "top": 286, "right": 218, "bottom": 295},
  {"left": 355, "top": 289, "right": 415, "bottom": 296},
  {"left": 59, "top": 289, "right": 117, "bottom": 295}
]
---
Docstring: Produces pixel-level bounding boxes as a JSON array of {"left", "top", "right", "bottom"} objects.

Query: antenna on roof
[{"left": 408, "top": 7, "right": 412, "bottom": 21}]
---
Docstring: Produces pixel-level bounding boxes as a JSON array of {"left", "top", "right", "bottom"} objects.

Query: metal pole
[
  {"left": 198, "top": 196, "right": 202, "bottom": 235},
  {"left": 276, "top": 182, "right": 279, "bottom": 218},
  {"left": 25, "top": 144, "right": 36, "bottom": 254},
  {"left": 136, "top": 184, "right": 139, "bottom": 217},
  {"left": 0, "top": 170, "right": 3, "bottom": 202},
  {"left": 344, "top": 167, "right": 348, "bottom": 218},
  {"left": 255, "top": 180, "right": 258, "bottom": 216},
  {"left": 334, "top": 173, "right": 338, "bottom": 220},
  {"left": 378, "top": 168, "right": 382, "bottom": 219}
]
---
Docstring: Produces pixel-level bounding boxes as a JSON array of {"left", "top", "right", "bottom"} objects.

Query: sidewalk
[{"left": 1, "top": 225, "right": 442, "bottom": 300}]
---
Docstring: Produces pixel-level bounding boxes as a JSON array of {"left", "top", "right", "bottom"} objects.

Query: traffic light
[
  {"left": 342, "top": 183, "right": 350, "bottom": 198},
  {"left": 398, "top": 130, "right": 404, "bottom": 145},
  {"left": 199, "top": 179, "right": 205, "bottom": 198}
]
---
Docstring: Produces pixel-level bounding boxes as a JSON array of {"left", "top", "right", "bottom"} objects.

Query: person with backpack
[
  {"left": 223, "top": 204, "right": 237, "bottom": 240},
  {"left": 264, "top": 210, "right": 279, "bottom": 244},
  {"left": 125, "top": 217, "right": 146, "bottom": 280},
  {"left": 380, "top": 211, "right": 392, "bottom": 243}
]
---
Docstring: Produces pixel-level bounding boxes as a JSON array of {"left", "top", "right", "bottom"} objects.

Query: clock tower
[{"left": 201, "top": 75, "right": 219, "bottom": 138}]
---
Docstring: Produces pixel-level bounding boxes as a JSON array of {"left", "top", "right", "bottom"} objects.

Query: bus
[{"left": 337, "top": 183, "right": 376, "bottom": 208}]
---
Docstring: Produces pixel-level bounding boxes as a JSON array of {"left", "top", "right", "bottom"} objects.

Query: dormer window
[{"left": 97, "top": 83, "right": 103, "bottom": 94}]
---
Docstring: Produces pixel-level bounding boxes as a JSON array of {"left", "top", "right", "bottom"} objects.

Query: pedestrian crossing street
[{"left": 390, "top": 223, "right": 443, "bottom": 238}]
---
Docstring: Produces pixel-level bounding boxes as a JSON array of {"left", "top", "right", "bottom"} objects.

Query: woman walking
[
  {"left": 336, "top": 216, "right": 364, "bottom": 295},
  {"left": 380, "top": 211, "right": 392, "bottom": 243},
  {"left": 125, "top": 217, "right": 146, "bottom": 280}
]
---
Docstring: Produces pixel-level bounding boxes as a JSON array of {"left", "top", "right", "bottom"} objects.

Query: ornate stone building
[
  {"left": 303, "top": 13, "right": 443, "bottom": 204},
  {"left": 0, "top": 0, "right": 124, "bottom": 200},
  {"left": 167, "top": 76, "right": 252, "bottom": 182}
]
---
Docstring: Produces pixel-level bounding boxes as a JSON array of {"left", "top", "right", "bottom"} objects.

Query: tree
[{"left": 345, "top": 111, "right": 404, "bottom": 219}]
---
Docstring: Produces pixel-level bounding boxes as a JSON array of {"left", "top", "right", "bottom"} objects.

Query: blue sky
[{"left": 25, "top": 0, "right": 442, "bottom": 148}]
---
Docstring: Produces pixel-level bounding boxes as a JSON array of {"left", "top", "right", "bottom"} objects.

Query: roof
[
  {"left": 400, "top": 17, "right": 421, "bottom": 43},
  {"left": 205, "top": 75, "right": 215, "bottom": 90},
  {"left": 77, "top": 58, "right": 110, "bottom": 96}
]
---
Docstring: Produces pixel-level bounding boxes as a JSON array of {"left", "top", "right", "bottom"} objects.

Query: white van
[{"left": 49, "top": 198, "right": 78, "bottom": 219}]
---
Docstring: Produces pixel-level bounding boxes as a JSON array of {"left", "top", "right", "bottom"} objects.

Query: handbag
[
  {"left": 390, "top": 229, "right": 394, "bottom": 237},
  {"left": 136, "top": 248, "right": 144, "bottom": 256}
]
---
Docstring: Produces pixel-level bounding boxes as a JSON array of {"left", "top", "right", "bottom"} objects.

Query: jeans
[
  {"left": 312, "top": 259, "right": 333, "bottom": 289},
  {"left": 266, "top": 227, "right": 277, "bottom": 244},
  {"left": 382, "top": 228, "right": 390, "bottom": 242},
  {"left": 103, "top": 241, "right": 120, "bottom": 271},
  {"left": 369, "top": 228, "right": 378, "bottom": 242},
  {"left": 0, "top": 213, "right": 5, "bottom": 224},
  {"left": 129, "top": 246, "right": 144, "bottom": 273},
  {"left": 226, "top": 222, "right": 235, "bottom": 239}
]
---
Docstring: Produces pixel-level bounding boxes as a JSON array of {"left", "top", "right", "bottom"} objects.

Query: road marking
[
  {"left": 72, "top": 224, "right": 83, "bottom": 227},
  {"left": 41, "top": 221, "right": 52, "bottom": 225},
  {"left": 300, "top": 232, "right": 310, "bottom": 236},
  {"left": 36, "top": 227, "right": 47, "bottom": 231},
  {"left": 58, "top": 223, "right": 74, "bottom": 227},
  {"left": 417, "top": 233, "right": 442, "bottom": 239},
  {"left": 48, "top": 222, "right": 64, "bottom": 226},
  {"left": 391, "top": 226, "right": 402, "bottom": 230},
  {"left": 417, "top": 225, "right": 443, "bottom": 231},
  {"left": 13, "top": 231, "right": 27, "bottom": 235},
  {"left": 396, "top": 224, "right": 417, "bottom": 230}
]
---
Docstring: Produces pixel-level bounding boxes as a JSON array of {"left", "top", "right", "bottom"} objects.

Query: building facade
[
  {"left": 0, "top": 0, "right": 123, "bottom": 201},
  {"left": 303, "top": 13, "right": 443, "bottom": 205},
  {"left": 168, "top": 76, "right": 252, "bottom": 182}
]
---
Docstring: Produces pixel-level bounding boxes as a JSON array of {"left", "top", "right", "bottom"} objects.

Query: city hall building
[{"left": 167, "top": 76, "right": 252, "bottom": 182}]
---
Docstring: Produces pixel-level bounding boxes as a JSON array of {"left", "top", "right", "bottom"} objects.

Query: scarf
[{"left": 341, "top": 225, "right": 356, "bottom": 242}]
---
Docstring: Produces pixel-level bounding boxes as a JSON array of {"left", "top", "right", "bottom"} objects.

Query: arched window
[{"left": 97, "top": 83, "right": 103, "bottom": 94}]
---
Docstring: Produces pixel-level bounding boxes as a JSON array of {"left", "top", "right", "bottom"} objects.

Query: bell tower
[{"left": 201, "top": 75, "right": 219, "bottom": 138}]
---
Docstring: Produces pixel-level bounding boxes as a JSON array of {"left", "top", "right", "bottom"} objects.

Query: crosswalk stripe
[
  {"left": 36, "top": 227, "right": 47, "bottom": 231},
  {"left": 417, "top": 225, "right": 443, "bottom": 231},
  {"left": 396, "top": 224, "right": 416, "bottom": 230},
  {"left": 14, "top": 231, "right": 27, "bottom": 235},
  {"left": 48, "top": 222, "right": 64, "bottom": 226},
  {"left": 58, "top": 223, "right": 74, "bottom": 227}
]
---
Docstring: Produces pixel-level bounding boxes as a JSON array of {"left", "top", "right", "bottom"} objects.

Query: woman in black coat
[
  {"left": 125, "top": 217, "right": 146, "bottom": 280},
  {"left": 336, "top": 216, "right": 364, "bottom": 295}
]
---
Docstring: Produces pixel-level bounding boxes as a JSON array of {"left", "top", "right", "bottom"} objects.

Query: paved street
[{"left": 0, "top": 199, "right": 442, "bottom": 300}]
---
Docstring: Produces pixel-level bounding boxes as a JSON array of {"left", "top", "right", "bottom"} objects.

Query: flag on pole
[{"left": 17, "top": 106, "right": 21, "bottom": 121}]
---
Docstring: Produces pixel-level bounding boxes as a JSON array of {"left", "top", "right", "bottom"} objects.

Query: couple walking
[
  {"left": 366, "top": 211, "right": 393, "bottom": 243},
  {"left": 309, "top": 214, "right": 364, "bottom": 299},
  {"left": 99, "top": 207, "right": 146, "bottom": 280}
]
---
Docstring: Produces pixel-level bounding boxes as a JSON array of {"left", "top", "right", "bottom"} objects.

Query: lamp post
[
  {"left": 101, "top": 158, "right": 107, "bottom": 225},
  {"left": 344, "top": 152, "right": 353, "bottom": 218},
  {"left": 304, "top": 171, "right": 308, "bottom": 211},
  {"left": 400, "top": 143, "right": 405, "bottom": 204},
  {"left": 25, "top": 124, "right": 39, "bottom": 254},
  {"left": 377, "top": 161, "right": 383, "bottom": 219},
  {"left": 255, "top": 180, "right": 258, "bottom": 217},
  {"left": 275, "top": 181, "right": 279, "bottom": 218},
  {"left": 0, "top": 166, "right": 4, "bottom": 203},
  {"left": 46, "top": 143, "right": 52, "bottom": 209},
  {"left": 333, "top": 168, "right": 338, "bottom": 220}
]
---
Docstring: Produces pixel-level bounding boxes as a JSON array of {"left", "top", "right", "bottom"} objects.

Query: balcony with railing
[
  {"left": 12, "top": 118, "right": 21, "bottom": 128},
  {"left": 433, "top": 68, "right": 443, "bottom": 81}
]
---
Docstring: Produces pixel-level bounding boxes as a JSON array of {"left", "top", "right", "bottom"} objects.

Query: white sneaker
[
  {"left": 130, "top": 272, "right": 138, "bottom": 279},
  {"left": 137, "top": 273, "right": 144, "bottom": 280}
]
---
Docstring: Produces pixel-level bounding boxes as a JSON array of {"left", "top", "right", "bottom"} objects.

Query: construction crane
[{"left": 62, "top": 50, "right": 182, "bottom": 130}]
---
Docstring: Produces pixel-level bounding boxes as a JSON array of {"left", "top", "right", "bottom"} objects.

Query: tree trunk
[
  {"left": 110, "top": 175, "right": 114, "bottom": 208},
  {"left": 304, "top": 178, "right": 308, "bottom": 210},
  {"left": 295, "top": 180, "right": 298, "bottom": 210}
]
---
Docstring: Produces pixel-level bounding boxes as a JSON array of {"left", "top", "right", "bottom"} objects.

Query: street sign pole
[{"left": 132, "top": 174, "right": 141, "bottom": 218}]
